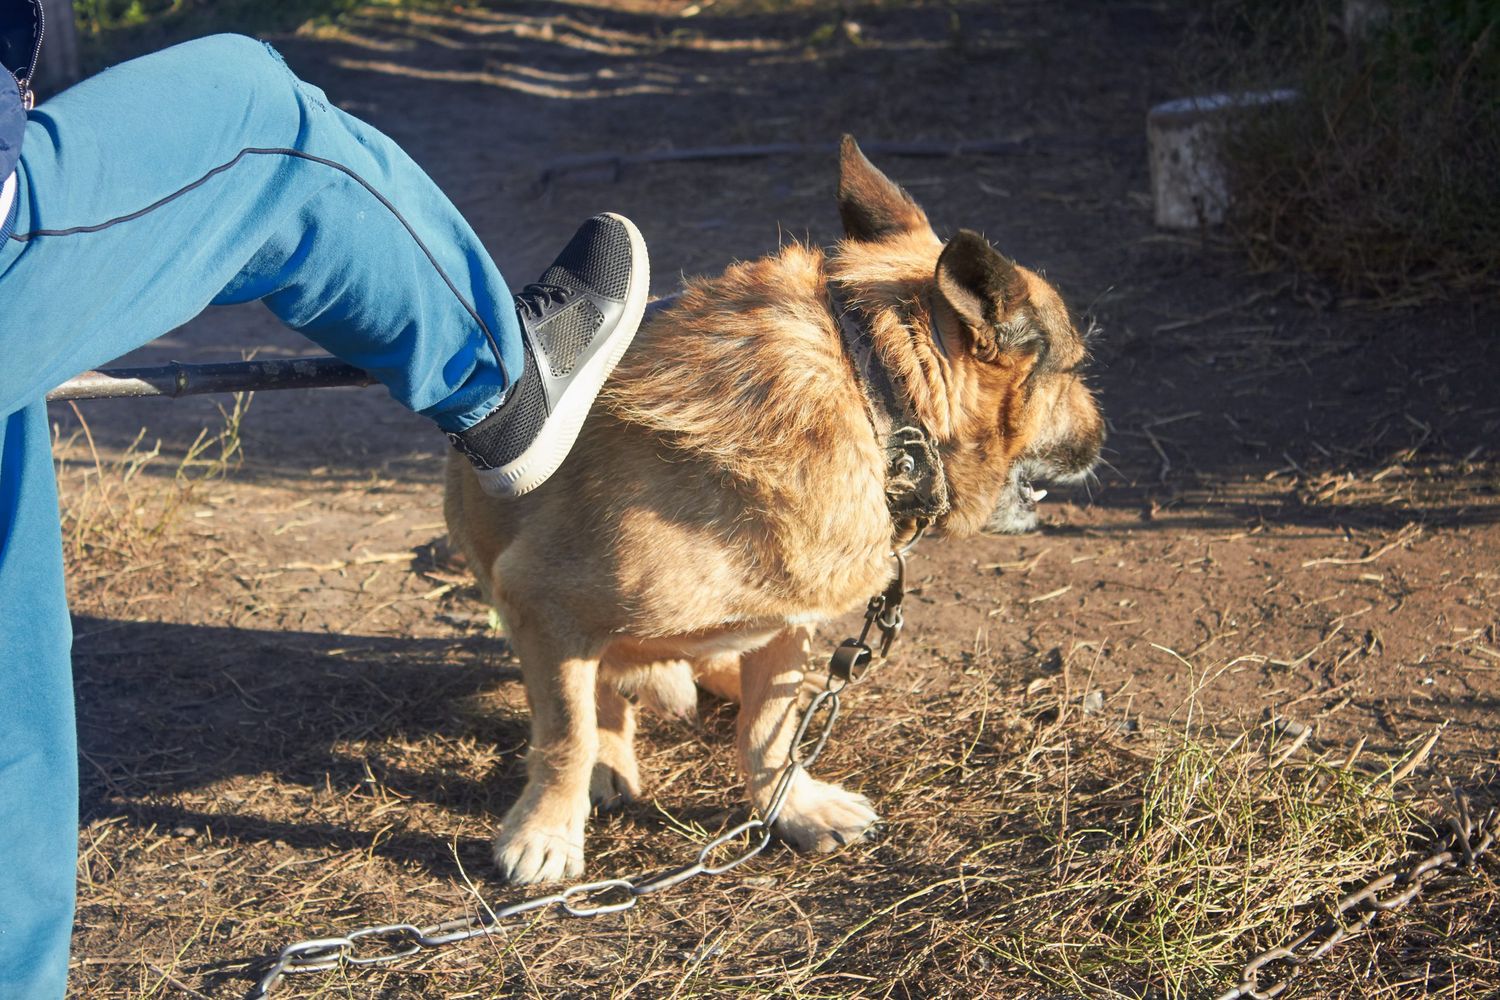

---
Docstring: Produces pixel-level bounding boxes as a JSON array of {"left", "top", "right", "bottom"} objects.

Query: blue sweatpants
[{"left": 0, "top": 34, "right": 525, "bottom": 998}]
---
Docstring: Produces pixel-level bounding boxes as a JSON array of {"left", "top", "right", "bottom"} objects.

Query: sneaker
[{"left": 450, "top": 213, "right": 649, "bottom": 497}]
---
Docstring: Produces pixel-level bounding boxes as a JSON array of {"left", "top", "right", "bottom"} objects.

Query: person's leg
[
  {"left": 0, "top": 32, "right": 519, "bottom": 428},
  {"left": 0, "top": 32, "right": 646, "bottom": 998},
  {"left": 1, "top": 32, "right": 648, "bottom": 494},
  {"left": 0, "top": 403, "right": 76, "bottom": 1000}
]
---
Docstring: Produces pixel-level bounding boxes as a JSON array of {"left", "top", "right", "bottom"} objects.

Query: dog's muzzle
[{"left": 985, "top": 434, "right": 1103, "bottom": 535}]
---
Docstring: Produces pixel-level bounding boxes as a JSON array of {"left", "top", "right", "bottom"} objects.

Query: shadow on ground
[{"left": 73, "top": 615, "right": 525, "bottom": 871}]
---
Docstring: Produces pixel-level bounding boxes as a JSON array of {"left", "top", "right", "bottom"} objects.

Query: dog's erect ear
[
  {"left": 838, "top": 135, "right": 931, "bottom": 242},
  {"left": 934, "top": 230, "right": 1030, "bottom": 363}
]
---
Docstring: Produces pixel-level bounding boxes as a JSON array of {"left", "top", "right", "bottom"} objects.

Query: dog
[{"left": 444, "top": 136, "right": 1104, "bottom": 884}]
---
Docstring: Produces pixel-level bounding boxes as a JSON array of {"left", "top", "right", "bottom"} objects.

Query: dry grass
[
  {"left": 993, "top": 716, "right": 1430, "bottom": 997},
  {"left": 53, "top": 393, "right": 251, "bottom": 573},
  {"left": 65, "top": 619, "right": 1499, "bottom": 997}
]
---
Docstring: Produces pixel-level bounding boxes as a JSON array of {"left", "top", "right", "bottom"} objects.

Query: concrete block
[
  {"left": 1147, "top": 89, "right": 1297, "bottom": 229},
  {"left": 1343, "top": 0, "right": 1390, "bottom": 41}
]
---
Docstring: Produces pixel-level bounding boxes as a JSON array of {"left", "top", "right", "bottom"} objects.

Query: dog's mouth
[
  {"left": 984, "top": 462, "right": 1051, "bottom": 535},
  {"left": 1018, "top": 478, "right": 1049, "bottom": 510},
  {"left": 984, "top": 450, "right": 1102, "bottom": 535}
]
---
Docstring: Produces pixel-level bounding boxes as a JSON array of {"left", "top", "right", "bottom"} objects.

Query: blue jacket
[{"left": 0, "top": 0, "right": 41, "bottom": 238}]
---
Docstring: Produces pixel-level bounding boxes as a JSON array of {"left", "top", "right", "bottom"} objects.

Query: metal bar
[
  {"left": 48, "top": 296, "right": 684, "bottom": 403},
  {"left": 47, "top": 356, "right": 376, "bottom": 401},
  {"left": 534, "top": 137, "right": 1049, "bottom": 187}
]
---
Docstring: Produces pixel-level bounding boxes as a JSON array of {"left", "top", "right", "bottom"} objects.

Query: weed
[{"left": 994, "top": 723, "right": 1429, "bottom": 998}]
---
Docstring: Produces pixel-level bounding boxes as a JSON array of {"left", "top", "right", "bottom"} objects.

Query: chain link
[
  {"left": 246, "top": 550, "right": 912, "bottom": 999},
  {"left": 1214, "top": 791, "right": 1499, "bottom": 1000}
]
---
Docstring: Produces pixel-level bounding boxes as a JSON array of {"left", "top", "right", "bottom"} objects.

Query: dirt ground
[{"left": 53, "top": 2, "right": 1498, "bottom": 997}]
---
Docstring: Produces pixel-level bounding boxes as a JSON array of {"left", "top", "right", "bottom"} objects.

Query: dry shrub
[{"left": 1193, "top": 0, "right": 1500, "bottom": 304}]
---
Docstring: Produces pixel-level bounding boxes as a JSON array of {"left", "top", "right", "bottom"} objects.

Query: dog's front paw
[
  {"left": 492, "top": 814, "right": 585, "bottom": 884},
  {"left": 770, "top": 772, "right": 879, "bottom": 853}
]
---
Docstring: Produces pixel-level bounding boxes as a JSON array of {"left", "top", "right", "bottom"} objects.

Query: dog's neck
[{"left": 829, "top": 286, "right": 951, "bottom": 531}]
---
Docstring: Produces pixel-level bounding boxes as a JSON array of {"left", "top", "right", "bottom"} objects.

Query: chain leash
[
  {"left": 246, "top": 547, "right": 912, "bottom": 999},
  {"left": 1214, "top": 790, "right": 1499, "bottom": 1000}
]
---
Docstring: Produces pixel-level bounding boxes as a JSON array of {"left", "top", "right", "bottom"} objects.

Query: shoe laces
[{"left": 515, "top": 282, "right": 575, "bottom": 322}]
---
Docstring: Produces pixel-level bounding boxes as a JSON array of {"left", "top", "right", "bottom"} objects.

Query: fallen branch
[
  {"left": 537, "top": 138, "right": 1033, "bottom": 187},
  {"left": 1301, "top": 523, "right": 1421, "bottom": 568}
]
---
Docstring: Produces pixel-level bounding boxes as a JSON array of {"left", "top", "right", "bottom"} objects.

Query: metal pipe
[
  {"left": 47, "top": 356, "right": 376, "bottom": 401},
  {"left": 48, "top": 296, "right": 683, "bottom": 402}
]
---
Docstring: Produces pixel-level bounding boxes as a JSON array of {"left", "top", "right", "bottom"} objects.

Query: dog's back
[{"left": 446, "top": 240, "right": 894, "bottom": 644}]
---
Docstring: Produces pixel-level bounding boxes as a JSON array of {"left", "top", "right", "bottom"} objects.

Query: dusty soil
[{"left": 54, "top": 2, "right": 1498, "bottom": 997}]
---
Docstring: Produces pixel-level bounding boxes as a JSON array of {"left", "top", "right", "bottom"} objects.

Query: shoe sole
[{"left": 479, "top": 213, "right": 650, "bottom": 498}]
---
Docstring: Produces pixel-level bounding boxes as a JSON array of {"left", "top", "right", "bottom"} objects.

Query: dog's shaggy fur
[{"left": 445, "top": 138, "right": 1104, "bottom": 883}]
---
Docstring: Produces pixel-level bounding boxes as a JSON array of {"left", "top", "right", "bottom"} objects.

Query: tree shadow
[
  {"left": 71, "top": 613, "right": 747, "bottom": 879},
  {"left": 72, "top": 614, "right": 527, "bottom": 873}
]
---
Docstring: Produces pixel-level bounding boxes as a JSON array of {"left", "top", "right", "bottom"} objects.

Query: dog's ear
[
  {"left": 838, "top": 135, "right": 931, "bottom": 242},
  {"left": 933, "top": 230, "right": 1031, "bottom": 363}
]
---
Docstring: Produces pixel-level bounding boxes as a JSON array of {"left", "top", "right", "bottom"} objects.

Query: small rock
[
  {"left": 172, "top": 826, "right": 197, "bottom": 838},
  {"left": 1081, "top": 690, "right": 1105, "bottom": 715},
  {"left": 1271, "top": 717, "right": 1307, "bottom": 738}
]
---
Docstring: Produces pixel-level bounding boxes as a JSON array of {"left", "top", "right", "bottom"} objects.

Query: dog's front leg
[
  {"left": 493, "top": 632, "right": 599, "bottom": 884},
  {"left": 738, "top": 627, "right": 878, "bottom": 853}
]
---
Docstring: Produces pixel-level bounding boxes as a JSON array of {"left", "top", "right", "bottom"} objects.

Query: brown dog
[{"left": 444, "top": 137, "right": 1104, "bottom": 884}]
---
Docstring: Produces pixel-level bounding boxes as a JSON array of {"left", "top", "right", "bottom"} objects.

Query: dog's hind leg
[
  {"left": 591, "top": 678, "right": 641, "bottom": 810},
  {"left": 694, "top": 651, "right": 829, "bottom": 706},
  {"left": 692, "top": 652, "right": 742, "bottom": 703},
  {"left": 492, "top": 628, "right": 599, "bottom": 884},
  {"left": 737, "top": 628, "right": 878, "bottom": 853},
  {"left": 616, "top": 659, "right": 697, "bottom": 720}
]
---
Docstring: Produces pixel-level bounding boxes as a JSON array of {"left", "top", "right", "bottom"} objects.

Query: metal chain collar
[
  {"left": 246, "top": 549, "right": 912, "bottom": 999},
  {"left": 1215, "top": 791, "right": 1499, "bottom": 1000}
]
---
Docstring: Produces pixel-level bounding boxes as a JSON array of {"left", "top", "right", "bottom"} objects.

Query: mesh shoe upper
[
  {"left": 453, "top": 345, "right": 549, "bottom": 470},
  {"left": 450, "top": 213, "right": 646, "bottom": 480},
  {"left": 538, "top": 215, "right": 634, "bottom": 301}
]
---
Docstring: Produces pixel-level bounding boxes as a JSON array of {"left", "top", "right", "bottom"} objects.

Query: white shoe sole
[{"left": 476, "top": 213, "right": 650, "bottom": 498}]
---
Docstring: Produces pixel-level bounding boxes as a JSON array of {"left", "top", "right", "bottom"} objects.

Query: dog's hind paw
[
  {"left": 630, "top": 660, "right": 699, "bottom": 720},
  {"left": 771, "top": 773, "right": 879, "bottom": 854},
  {"left": 492, "top": 821, "right": 585, "bottom": 884},
  {"left": 589, "top": 758, "right": 641, "bottom": 811}
]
